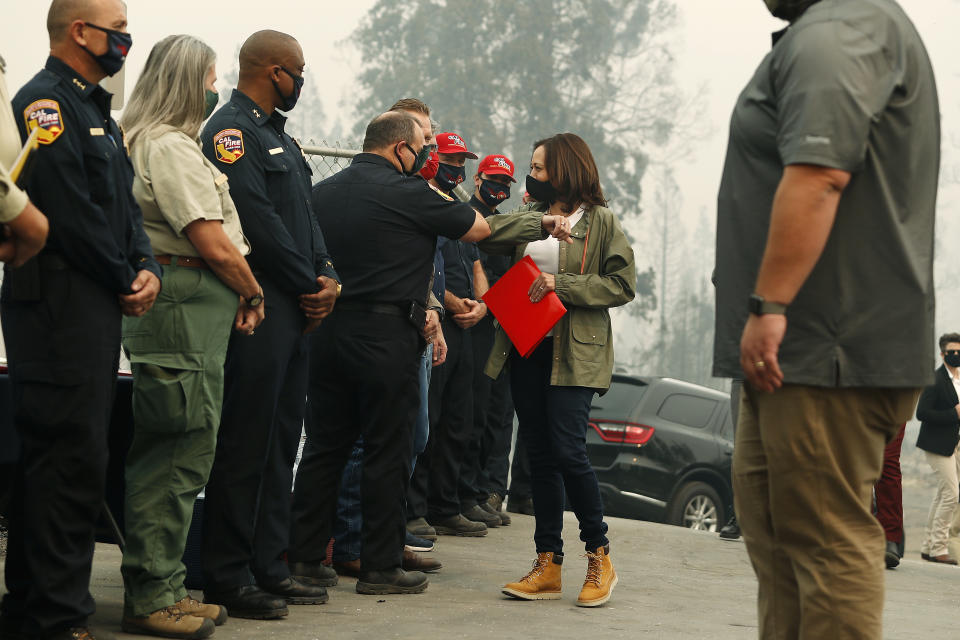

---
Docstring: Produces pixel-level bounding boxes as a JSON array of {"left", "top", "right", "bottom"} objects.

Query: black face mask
[
  {"left": 396, "top": 142, "right": 431, "bottom": 177},
  {"left": 435, "top": 163, "right": 466, "bottom": 192},
  {"left": 273, "top": 66, "right": 304, "bottom": 112},
  {"left": 762, "top": 0, "right": 820, "bottom": 21},
  {"left": 525, "top": 174, "right": 557, "bottom": 204},
  {"left": 81, "top": 23, "right": 132, "bottom": 77},
  {"left": 478, "top": 179, "right": 511, "bottom": 207},
  {"left": 946, "top": 354, "right": 960, "bottom": 368}
]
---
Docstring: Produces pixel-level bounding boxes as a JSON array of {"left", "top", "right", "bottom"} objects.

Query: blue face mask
[
  {"left": 81, "top": 23, "right": 132, "bottom": 77},
  {"left": 435, "top": 163, "right": 465, "bottom": 193},
  {"left": 479, "top": 179, "right": 510, "bottom": 207},
  {"left": 273, "top": 66, "right": 304, "bottom": 112}
]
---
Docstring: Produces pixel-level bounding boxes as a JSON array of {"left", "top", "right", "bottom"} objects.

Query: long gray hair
[{"left": 121, "top": 34, "right": 216, "bottom": 149}]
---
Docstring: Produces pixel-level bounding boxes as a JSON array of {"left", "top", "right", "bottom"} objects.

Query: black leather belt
[{"left": 336, "top": 300, "right": 406, "bottom": 318}]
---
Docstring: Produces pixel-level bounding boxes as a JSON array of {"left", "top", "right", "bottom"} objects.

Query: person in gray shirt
[{"left": 713, "top": 1, "right": 939, "bottom": 638}]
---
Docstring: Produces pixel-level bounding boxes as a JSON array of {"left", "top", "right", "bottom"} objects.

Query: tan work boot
[
  {"left": 502, "top": 552, "right": 563, "bottom": 600},
  {"left": 176, "top": 595, "right": 228, "bottom": 625},
  {"left": 576, "top": 545, "right": 618, "bottom": 607},
  {"left": 121, "top": 605, "right": 215, "bottom": 639}
]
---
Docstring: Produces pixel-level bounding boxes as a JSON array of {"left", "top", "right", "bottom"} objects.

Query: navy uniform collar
[
  {"left": 46, "top": 56, "right": 101, "bottom": 99},
  {"left": 351, "top": 152, "right": 402, "bottom": 172},
  {"left": 229, "top": 88, "right": 285, "bottom": 129},
  {"left": 45, "top": 56, "right": 114, "bottom": 116},
  {"left": 469, "top": 194, "right": 498, "bottom": 217}
]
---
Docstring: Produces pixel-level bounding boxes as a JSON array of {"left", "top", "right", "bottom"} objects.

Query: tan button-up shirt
[
  {"left": 129, "top": 127, "right": 250, "bottom": 257},
  {"left": 0, "top": 54, "right": 29, "bottom": 223}
]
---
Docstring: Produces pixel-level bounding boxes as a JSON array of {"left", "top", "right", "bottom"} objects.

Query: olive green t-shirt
[
  {"left": 713, "top": 0, "right": 939, "bottom": 387},
  {"left": 130, "top": 128, "right": 250, "bottom": 258}
]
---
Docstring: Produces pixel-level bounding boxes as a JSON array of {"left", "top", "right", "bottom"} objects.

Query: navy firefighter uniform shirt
[
  {"left": 311, "top": 153, "right": 476, "bottom": 307},
  {"left": 201, "top": 89, "right": 338, "bottom": 296},
  {"left": 11, "top": 56, "right": 161, "bottom": 293}
]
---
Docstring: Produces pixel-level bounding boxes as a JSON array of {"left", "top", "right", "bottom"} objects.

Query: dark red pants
[{"left": 875, "top": 424, "right": 906, "bottom": 543}]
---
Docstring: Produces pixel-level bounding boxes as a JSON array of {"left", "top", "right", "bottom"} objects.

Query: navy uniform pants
[
  {"left": 201, "top": 277, "right": 308, "bottom": 591},
  {"left": 289, "top": 308, "right": 421, "bottom": 572},
  {"left": 1, "top": 262, "right": 121, "bottom": 637}
]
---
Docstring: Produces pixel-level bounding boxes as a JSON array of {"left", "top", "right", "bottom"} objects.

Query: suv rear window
[
  {"left": 590, "top": 379, "right": 647, "bottom": 420},
  {"left": 656, "top": 393, "right": 717, "bottom": 429}
]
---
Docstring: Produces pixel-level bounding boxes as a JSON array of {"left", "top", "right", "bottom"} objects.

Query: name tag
[
  {"left": 268, "top": 147, "right": 284, "bottom": 155},
  {"left": 90, "top": 127, "right": 105, "bottom": 136},
  {"left": 214, "top": 174, "right": 228, "bottom": 187}
]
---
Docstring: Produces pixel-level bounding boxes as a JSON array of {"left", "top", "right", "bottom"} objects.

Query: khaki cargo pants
[{"left": 734, "top": 384, "right": 918, "bottom": 640}]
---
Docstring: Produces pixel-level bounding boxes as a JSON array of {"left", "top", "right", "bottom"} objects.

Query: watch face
[{"left": 248, "top": 294, "right": 263, "bottom": 307}]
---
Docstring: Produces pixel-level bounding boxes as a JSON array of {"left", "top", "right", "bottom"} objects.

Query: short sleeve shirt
[
  {"left": 713, "top": 0, "right": 939, "bottom": 388},
  {"left": 130, "top": 129, "right": 250, "bottom": 258},
  {"left": 440, "top": 235, "right": 479, "bottom": 300},
  {"left": 311, "top": 153, "right": 476, "bottom": 306}
]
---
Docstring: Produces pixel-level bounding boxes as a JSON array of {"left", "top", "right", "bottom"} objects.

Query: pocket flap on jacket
[{"left": 571, "top": 322, "right": 607, "bottom": 346}]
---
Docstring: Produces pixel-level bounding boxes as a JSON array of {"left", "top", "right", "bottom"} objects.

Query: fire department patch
[
  {"left": 213, "top": 129, "right": 245, "bottom": 164},
  {"left": 23, "top": 99, "right": 64, "bottom": 145}
]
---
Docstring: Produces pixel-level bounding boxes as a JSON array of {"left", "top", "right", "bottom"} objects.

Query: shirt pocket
[
  {"left": 82, "top": 136, "right": 118, "bottom": 207},
  {"left": 263, "top": 155, "right": 292, "bottom": 207}
]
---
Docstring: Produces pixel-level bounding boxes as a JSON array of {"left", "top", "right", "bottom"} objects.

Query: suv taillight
[{"left": 589, "top": 420, "right": 655, "bottom": 446}]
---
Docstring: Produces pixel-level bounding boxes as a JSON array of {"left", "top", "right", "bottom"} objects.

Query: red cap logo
[{"left": 478, "top": 154, "right": 516, "bottom": 182}]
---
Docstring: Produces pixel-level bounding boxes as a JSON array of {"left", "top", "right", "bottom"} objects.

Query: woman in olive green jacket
[{"left": 482, "top": 133, "right": 635, "bottom": 608}]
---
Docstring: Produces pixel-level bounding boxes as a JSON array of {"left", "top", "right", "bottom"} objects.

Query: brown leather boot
[
  {"left": 576, "top": 545, "right": 618, "bottom": 607},
  {"left": 121, "top": 606, "right": 214, "bottom": 639},
  {"left": 175, "top": 596, "right": 227, "bottom": 625},
  {"left": 502, "top": 552, "right": 562, "bottom": 600},
  {"left": 402, "top": 548, "right": 442, "bottom": 573}
]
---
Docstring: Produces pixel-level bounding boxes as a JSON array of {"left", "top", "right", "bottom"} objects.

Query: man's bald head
[
  {"left": 47, "top": 0, "right": 125, "bottom": 45},
  {"left": 239, "top": 30, "right": 302, "bottom": 80},
  {"left": 363, "top": 111, "right": 423, "bottom": 153}
]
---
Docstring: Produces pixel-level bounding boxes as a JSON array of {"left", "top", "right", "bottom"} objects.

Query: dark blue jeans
[
  {"left": 510, "top": 339, "right": 608, "bottom": 554},
  {"left": 331, "top": 441, "right": 363, "bottom": 563}
]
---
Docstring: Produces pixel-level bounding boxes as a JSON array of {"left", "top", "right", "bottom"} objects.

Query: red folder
[{"left": 482, "top": 256, "right": 567, "bottom": 358}]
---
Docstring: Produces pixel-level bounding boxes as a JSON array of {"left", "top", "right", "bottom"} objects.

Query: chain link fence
[{"left": 301, "top": 139, "right": 360, "bottom": 182}]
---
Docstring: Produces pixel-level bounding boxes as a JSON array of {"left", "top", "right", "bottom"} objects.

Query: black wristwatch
[
  {"left": 245, "top": 292, "right": 264, "bottom": 308},
  {"left": 748, "top": 294, "right": 787, "bottom": 316}
]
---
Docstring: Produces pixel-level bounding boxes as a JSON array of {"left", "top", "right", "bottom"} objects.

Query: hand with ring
[
  {"left": 528, "top": 272, "right": 556, "bottom": 303},
  {"left": 739, "top": 313, "right": 786, "bottom": 393}
]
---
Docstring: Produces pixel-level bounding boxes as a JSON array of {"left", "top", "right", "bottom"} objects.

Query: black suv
[{"left": 587, "top": 374, "right": 733, "bottom": 531}]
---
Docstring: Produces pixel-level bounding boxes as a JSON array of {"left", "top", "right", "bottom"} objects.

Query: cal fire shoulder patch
[
  {"left": 427, "top": 182, "right": 453, "bottom": 202},
  {"left": 213, "top": 129, "right": 245, "bottom": 164},
  {"left": 23, "top": 99, "right": 64, "bottom": 145}
]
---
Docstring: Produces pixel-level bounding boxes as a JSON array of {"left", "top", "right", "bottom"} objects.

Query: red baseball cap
[
  {"left": 478, "top": 154, "right": 516, "bottom": 182},
  {"left": 436, "top": 132, "right": 478, "bottom": 159}
]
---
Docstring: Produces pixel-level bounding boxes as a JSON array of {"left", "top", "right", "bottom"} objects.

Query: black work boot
[
  {"left": 718, "top": 514, "right": 741, "bottom": 541},
  {"left": 289, "top": 560, "right": 339, "bottom": 587},
  {"left": 462, "top": 504, "right": 500, "bottom": 528},
  {"left": 203, "top": 584, "right": 288, "bottom": 619},
  {"left": 430, "top": 513, "right": 487, "bottom": 537},
  {"left": 259, "top": 576, "right": 328, "bottom": 605},
  {"left": 481, "top": 499, "right": 511, "bottom": 526},
  {"left": 356, "top": 568, "right": 429, "bottom": 595},
  {"left": 506, "top": 495, "right": 535, "bottom": 516}
]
